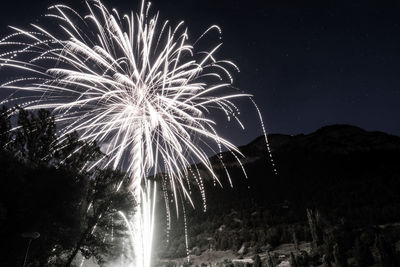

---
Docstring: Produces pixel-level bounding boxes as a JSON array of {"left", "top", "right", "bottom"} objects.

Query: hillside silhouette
[{"left": 160, "top": 125, "right": 400, "bottom": 266}]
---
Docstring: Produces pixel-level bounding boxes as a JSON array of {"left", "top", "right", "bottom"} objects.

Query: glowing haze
[{"left": 0, "top": 0, "right": 274, "bottom": 266}]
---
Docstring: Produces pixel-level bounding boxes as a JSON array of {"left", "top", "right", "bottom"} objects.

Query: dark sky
[{"left": 0, "top": 0, "right": 399, "bottom": 145}]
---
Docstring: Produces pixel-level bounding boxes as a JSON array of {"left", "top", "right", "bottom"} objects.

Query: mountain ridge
[{"left": 160, "top": 124, "right": 400, "bottom": 265}]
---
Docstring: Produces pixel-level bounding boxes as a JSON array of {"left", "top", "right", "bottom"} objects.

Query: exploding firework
[{"left": 0, "top": 0, "right": 276, "bottom": 266}]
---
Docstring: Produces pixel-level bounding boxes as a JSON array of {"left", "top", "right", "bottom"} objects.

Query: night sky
[{"left": 0, "top": 0, "right": 399, "bottom": 145}]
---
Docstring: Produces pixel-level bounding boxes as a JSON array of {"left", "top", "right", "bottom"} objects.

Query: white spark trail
[{"left": 0, "top": 1, "right": 276, "bottom": 266}]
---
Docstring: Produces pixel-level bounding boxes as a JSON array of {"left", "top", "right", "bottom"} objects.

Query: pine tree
[
  {"left": 354, "top": 237, "right": 373, "bottom": 267},
  {"left": 333, "top": 242, "right": 348, "bottom": 267},
  {"left": 292, "top": 226, "right": 299, "bottom": 252},
  {"left": 0, "top": 106, "right": 12, "bottom": 152},
  {"left": 289, "top": 252, "right": 298, "bottom": 267},
  {"left": 376, "top": 234, "right": 396, "bottom": 267},
  {"left": 307, "top": 209, "right": 322, "bottom": 252},
  {"left": 253, "top": 254, "right": 261, "bottom": 267}
]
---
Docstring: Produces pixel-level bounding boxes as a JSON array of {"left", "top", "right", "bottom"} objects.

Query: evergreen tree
[
  {"left": 0, "top": 105, "right": 12, "bottom": 151},
  {"left": 354, "top": 237, "right": 373, "bottom": 267},
  {"left": 376, "top": 234, "right": 396, "bottom": 267},
  {"left": 253, "top": 254, "right": 261, "bottom": 267},
  {"left": 333, "top": 243, "right": 348, "bottom": 267},
  {"left": 0, "top": 107, "right": 135, "bottom": 266}
]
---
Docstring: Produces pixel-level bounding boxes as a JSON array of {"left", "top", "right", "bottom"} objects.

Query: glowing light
[{"left": 0, "top": 0, "right": 275, "bottom": 266}]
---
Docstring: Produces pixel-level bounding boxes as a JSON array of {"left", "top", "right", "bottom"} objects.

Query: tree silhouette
[{"left": 0, "top": 106, "right": 135, "bottom": 266}]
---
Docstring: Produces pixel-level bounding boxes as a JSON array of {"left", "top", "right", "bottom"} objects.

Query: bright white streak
[{"left": 0, "top": 0, "right": 276, "bottom": 266}]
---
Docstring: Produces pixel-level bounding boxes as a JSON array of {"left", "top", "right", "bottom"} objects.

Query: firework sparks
[{"left": 0, "top": 0, "right": 275, "bottom": 266}]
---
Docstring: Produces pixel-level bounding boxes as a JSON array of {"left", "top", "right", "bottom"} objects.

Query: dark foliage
[{"left": 0, "top": 106, "right": 134, "bottom": 266}]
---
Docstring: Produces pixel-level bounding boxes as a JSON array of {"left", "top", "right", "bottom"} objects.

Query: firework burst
[{"left": 0, "top": 0, "right": 276, "bottom": 266}]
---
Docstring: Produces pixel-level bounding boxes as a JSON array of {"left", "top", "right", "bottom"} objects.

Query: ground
[{"left": 157, "top": 242, "right": 311, "bottom": 266}]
